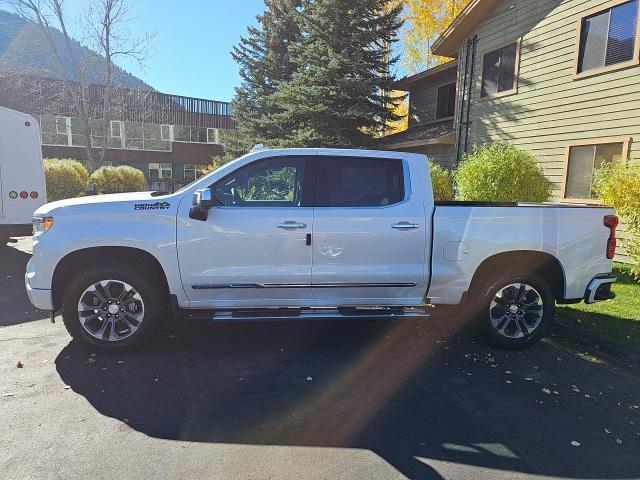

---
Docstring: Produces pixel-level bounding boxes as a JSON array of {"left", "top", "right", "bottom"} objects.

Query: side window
[
  {"left": 480, "top": 41, "right": 519, "bottom": 98},
  {"left": 563, "top": 140, "right": 628, "bottom": 200},
  {"left": 315, "top": 157, "right": 405, "bottom": 207},
  {"left": 576, "top": 0, "right": 638, "bottom": 76},
  {"left": 213, "top": 156, "right": 306, "bottom": 207}
]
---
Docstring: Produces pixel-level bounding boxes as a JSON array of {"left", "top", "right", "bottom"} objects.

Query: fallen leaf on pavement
[{"left": 16, "top": 361, "right": 23, "bottom": 368}]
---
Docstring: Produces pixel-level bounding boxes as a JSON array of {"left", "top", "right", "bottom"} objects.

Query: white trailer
[{"left": 0, "top": 106, "right": 47, "bottom": 237}]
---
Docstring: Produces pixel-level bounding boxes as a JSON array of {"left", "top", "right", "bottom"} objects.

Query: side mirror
[
  {"left": 189, "top": 188, "right": 217, "bottom": 221},
  {"left": 192, "top": 188, "right": 216, "bottom": 209}
]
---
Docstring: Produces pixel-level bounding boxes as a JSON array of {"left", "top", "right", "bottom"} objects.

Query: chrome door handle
[
  {"left": 391, "top": 222, "right": 419, "bottom": 230},
  {"left": 277, "top": 221, "right": 307, "bottom": 229}
]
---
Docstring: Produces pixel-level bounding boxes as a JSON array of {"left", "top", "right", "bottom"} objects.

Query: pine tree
[
  {"left": 270, "top": 0, "right": 404, "bottom": 148},
  {"left": 230, "top": 0, "right": 302, "bottom": 149}
]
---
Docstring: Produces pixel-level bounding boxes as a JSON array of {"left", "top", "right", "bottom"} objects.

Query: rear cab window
[{"left": 314, "top": 156, "right": 405, "bottom": 207}]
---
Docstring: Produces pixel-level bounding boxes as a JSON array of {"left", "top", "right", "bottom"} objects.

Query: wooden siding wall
[
  {"left": 409, "top": 68, "right": 458, "bottom": 127},
  {"left": 457, "top": 0, "right": 640, "bottom": 199}
]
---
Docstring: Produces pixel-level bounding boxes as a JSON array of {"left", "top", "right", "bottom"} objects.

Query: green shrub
[
  {"left": 90, "top": 166, "right": 146, "bottom": 194},
  {"left": 44, "top": 161, "right": 85, "bottom": 201},
  {"left": 454, "top": 142, "right": 552, "bottom": 202},
  {"left": 594, "top": 161, "right": 640, "bottom": 280},
  {"left": 44, "top": 158, "right": 90, "bottom": 186},
  {"left": 429, "top": 163, "right": 454, "bottom": 201}
]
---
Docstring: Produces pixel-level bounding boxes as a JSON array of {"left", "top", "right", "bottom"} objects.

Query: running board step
[{"left": 184, "top": 307, "right": 430, "bottom": 322}]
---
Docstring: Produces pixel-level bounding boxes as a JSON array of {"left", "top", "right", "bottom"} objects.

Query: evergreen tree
[
  {"left": 231, "top": 0, "right": 302, "bottom": 148},
  {"left": 270, "top": 0, "right": 404, "bottom": 148}
]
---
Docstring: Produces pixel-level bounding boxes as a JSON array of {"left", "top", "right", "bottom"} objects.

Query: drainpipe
[
  {"left": 455, "top": 38, "right": 471, "bottom": 167},
  {"left": 463, "top": 35, "right": 478, "bottom": 155}
]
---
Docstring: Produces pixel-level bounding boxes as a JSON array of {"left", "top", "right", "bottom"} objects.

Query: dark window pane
[
  {"left": 579, "top": 11, "right": 609, "bottom": 72},
  {"left": 315, "top": 157, "right": 404, "bottom": 207},
  {"left": 436, "top": 83, "right": 456, "bottom": 119},
  {"left": 566, "top": 142, "right": 624, "bottom": 199},
  {"left": 566, "top": 145, "right": 596, "bottom": 199},
  {"left": 497, "top": 43, "right": 517, "bottom": 92},
  {"left": 578, "top": 0, "right": 637, "bottom": 73},
  {"left": 481, "top": 50, "right": 500, "bottom": 97},
  {"left": 606, "top": 0, "right": 638, "bottom": 65},
  {"left": 214, "top": 157, "right": 305, "bottom": 207}
]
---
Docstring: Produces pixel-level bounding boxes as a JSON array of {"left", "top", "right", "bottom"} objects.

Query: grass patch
[{"left": 557, "top": 263, "right": 640, "bottom": 353}]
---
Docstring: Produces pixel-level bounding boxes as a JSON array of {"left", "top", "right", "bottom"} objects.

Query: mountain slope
[{"left": 0, "top": 9, "right": 152, "bottom": 90}]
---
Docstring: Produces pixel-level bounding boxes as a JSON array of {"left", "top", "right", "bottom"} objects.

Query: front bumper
[
  {"left": 584, "top": 274, "right": 616, "bottom": 304},
  {"left": 25, "top": 258, "right": 54, "bottom": 310}
]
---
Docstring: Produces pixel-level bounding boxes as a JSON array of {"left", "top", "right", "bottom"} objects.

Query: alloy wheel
[
  {"left": 489, "top": 282, "right": 544, "bottom": 339},
  {"left": 77, "top": 279, "right": 145, "bottom": 342}
]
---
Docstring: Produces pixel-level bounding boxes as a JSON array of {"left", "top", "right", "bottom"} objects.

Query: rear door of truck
[{"left": 310, "top": 153, "right": 431, "bottom": 307}]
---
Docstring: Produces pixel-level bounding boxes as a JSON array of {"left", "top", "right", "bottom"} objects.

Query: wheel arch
[
  {"left": 468, "top": 250, "right": 566, "bottom": 302},
  {"left": 51, "top": 246, "right": 170, "bottom": 310}
]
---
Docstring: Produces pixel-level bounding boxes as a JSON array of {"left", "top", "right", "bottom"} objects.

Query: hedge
[
  {"left": 454, "top": 142, "right": 552, "bottom": 203},
  {"left": 89, "top": 165, "right": 146, "bottom": 194},
  {"left": 43, "top": 159, "right": 87, "bottom": 201}
]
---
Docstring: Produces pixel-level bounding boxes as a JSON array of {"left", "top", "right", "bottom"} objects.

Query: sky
[{"left": 66, "top": 0, "right": 266, "bottom": 102}]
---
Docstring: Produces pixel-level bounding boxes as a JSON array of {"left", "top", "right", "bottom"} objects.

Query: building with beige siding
[{"left": 430, "top": 0, "right": 640, "bottom": 204}]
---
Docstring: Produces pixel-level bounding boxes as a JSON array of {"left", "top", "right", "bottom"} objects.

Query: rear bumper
[{"left": 584, "top": 274, "right": 616, "bottom": 304}]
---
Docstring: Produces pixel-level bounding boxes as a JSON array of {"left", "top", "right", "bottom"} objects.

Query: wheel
[
  {"left": 61, "top": 263, "right": 162, "bottom": 351},
  {"left": 475, "top": 270, "right": 555, "bottom": 349}
]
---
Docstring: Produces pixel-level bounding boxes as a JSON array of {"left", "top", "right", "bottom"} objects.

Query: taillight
[
  {"left": 19, "top": 191, "right": 28, "bottom": 199},
  {"left": 604, "top": 215, "right": 618, "bottom": 259},
  {"left": 30, "top": 191, "right": 39, "bottom": 199}
]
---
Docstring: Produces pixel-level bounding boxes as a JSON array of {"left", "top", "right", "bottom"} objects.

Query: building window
[
  {"left": 161, "top": 124, "right": 171, "bottom": 141},
  {"left": 563, "top": 138, "right": 630, "bottom": 201},
  {"left": 110, "top": 120, "right": 122, "bottom": 138},
  {"left": 149, "top": 162, "right": 173, "bottom": 179},
  {"left": 207, "top": 127, "right": 219, "bottom": 144},
  {"left": 55, "top": 116, "right": 70, "bottom": 135},
  {"left": 576, "top": 0, "right": 639, "bottom": 77},
  {"left": 436, "top": 82, "right": 456, "bottom": 119},
  {"left": 184, "top": 164, "right": 199, "bottom": 182},
  {"left": 480, "top": 40, "right": 520, "bottom": 98}
]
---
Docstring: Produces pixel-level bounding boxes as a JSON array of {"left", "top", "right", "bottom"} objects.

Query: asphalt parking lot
[{"left": 2, "top": 237, "right": 640, "bottom": 480}]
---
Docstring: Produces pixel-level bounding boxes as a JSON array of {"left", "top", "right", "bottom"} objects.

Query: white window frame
[
  {"left": 54, "top": 116, "right": 72, "bottom": 145},
  {"left": 110, "top": 120, "right": 122, "bottom": 138},
  {"left": 149, "top": 162, "right": 173, "bottom": 179},
  {"left": 184, "top": 163, "right": 199, "bottom": 182},
  {"left": 161, "top": 124, "right": 172, "bottom": 141},
  {"left": 207, "top": 127, "right": 220, "bottom": 144}
]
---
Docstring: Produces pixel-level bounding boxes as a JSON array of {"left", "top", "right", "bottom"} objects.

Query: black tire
[
  {"left": 61, "top": 263, "right": 163, "bottom": 352},
  {"left": 473, "top": 269, "right": 555, "bottom": 349}
]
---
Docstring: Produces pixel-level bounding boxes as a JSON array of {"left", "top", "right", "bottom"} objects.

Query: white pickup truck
[{"left": 26, "top": 148, "right": 618, "bottom": 351}]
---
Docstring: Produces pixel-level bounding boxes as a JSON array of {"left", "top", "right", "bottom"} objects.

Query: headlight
[{"left": 33, "top": 216, "right": 54, "bottom": 235}]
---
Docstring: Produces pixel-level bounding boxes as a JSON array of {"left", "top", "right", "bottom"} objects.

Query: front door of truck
[
  {"left": 177, "top": 155, "right": 314, "bottom": 308},
  {"left": 310, "top": 155, "right": 428, "bottom": 306}
]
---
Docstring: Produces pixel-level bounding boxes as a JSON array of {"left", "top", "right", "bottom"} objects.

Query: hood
[{"left": 34, "top": 191, "right": 169, "bottom": 216}]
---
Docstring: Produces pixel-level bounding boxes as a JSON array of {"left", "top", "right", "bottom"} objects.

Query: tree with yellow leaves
[
  {"left": 403, "top": 0, "right": 471, "bottom": 72},
  {"left": 385, "top": 90, "right": 409, "bottom": 135}
]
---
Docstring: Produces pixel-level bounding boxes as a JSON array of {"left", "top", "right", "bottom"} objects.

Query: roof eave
[
  {"left": 432, "top": 0, "right": 502, "bottom": 58},
  {"left": 395, "top": 60, "right": 458, "bottom": 90}
]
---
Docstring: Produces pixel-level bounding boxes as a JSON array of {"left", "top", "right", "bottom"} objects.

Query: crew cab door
[
  {"left": 310, "top": 155, "right": 429, "bottom": 306},
  {"left": 177, "top": 155, "right": 314, "bottom": 308}
]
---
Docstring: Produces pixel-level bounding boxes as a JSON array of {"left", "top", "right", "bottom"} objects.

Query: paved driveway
[{"left": 1, "top": 237, "right": 639, "bottom": 480}]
